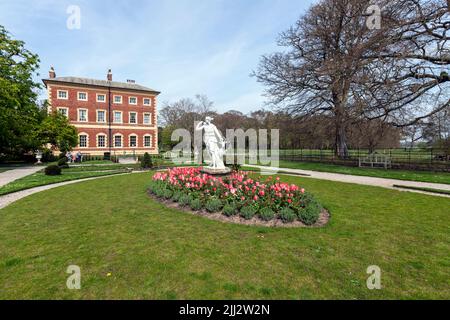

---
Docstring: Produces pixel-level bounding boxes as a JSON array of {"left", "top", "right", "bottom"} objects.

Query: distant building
[{"left": 42, "top": 67, "right": 160, "bottom": 156}]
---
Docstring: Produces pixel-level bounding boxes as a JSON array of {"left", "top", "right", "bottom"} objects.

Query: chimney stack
[
  {"left": 107, "top": 69, "right": 112, "bottom": 81},
  {"left": 49, "top": 66, "right": 56, "bottom": 79}
]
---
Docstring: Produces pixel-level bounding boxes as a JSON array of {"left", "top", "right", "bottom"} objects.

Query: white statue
[{"left": 196, "top": 116, "right": 227, "bottom": 170}]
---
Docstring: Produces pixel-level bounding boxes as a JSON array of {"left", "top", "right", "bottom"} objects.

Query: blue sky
[{"left": 0, "top": 0, "right": 314, "bottom": 113}]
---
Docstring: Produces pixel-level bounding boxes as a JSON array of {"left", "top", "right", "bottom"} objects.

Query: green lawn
[
  {"left": 0, "top": 169, "right": 128, "bottom": 196},
  {"left": 264, "top": 160, "right": 450, "bottom": 184},
  {"left": 0, "top": 172, "right": 448, "bottom": 299}
]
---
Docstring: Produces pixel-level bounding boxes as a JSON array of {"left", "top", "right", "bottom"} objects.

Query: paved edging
[
  {"left": 246, "top": 165, "right": 450, "bottom": 198},
  {"left": 0, "top": 172, "right": 137, "bottom": 210}
]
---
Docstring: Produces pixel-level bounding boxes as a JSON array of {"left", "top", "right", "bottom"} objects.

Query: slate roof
[{"left": 42, "top": 76, "right": 160, "bottom": 94}]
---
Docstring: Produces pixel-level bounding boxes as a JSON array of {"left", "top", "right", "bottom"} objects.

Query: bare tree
[
  {"left": 254, "top": 0, "right": 448, "bottom": 157},
  {"left": 159, "top": 95, "right": 216, "bottom": 127},
  {"left": 359, "top": 0, "right": 449, "bottom": 127}
]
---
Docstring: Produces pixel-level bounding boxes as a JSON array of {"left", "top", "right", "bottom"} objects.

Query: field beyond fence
[{"left": 276, "top": 148, "right": 450, "bottom": 172}]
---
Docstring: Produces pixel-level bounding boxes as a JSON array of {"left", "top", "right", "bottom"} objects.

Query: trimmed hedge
[{"left": 44, "top": 165, "right": 61, "bottom": 176}]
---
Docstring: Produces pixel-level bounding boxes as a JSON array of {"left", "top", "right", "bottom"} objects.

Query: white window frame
[
  {"left": 113, "top": 111, "right": 123, "bottom": 124},
  {"left": 78, "top": 133, "right": 89, "bottom": 148},
  {"left": 57, "top": 107, "right": 69, "bottom": 118},
  {"left": 143, "top": 134, "right": 152, "bottom": 148},
  {"left": 113, "top": 95, "right": 122, "bottom": 104},
  {"left": 143, "top": 113, "right": 151, "bottom": 125},
  {"left": 96, "top": 133, "right": 107, "bottom": 148},
  {"left": 78, "top": 108, "right": 88, "bottom": 122},
  {"left": 113, "top": 134, "right": 123, "bottom": 148},
  {"left": 129, "top": 112, "right": 137, "bottom": 124},
  {"left": 143, "top": 98, "right": 151, "bottom": 106},
  {"left": 129, "top": 96, "right": 137, "bottom": 105},
  {"left": 77, "top": 92, "right": 88, "bottom": 101},
  {"left": 96, "top": 93, "right": 106, "bottom": 103},
  {"left": 96, "top": 109, "right": 107, "bottom": 123},
  {"left": 129, "top": 134, "right": 138, "bottom": 148},
  {"left": 57, "top": 90, "right": 68, "bottom": 100}
]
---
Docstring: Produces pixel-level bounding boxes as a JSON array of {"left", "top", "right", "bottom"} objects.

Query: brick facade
[{"left": 43, "top": 70, "right": 160, "bottom": 156}]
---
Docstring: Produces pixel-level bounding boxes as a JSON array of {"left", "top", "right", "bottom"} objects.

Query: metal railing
[{"left": 277, "top": 148, "right": 450, "bottom": 172}]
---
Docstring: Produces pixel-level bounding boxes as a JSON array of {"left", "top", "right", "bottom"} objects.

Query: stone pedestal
[{"left": 201, "top": 167, "right": 232, "bottom": 176}]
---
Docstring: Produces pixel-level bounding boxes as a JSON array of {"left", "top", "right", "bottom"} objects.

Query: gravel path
[
  {"left": 0, "top": 166, "right": 43, "bottom": 188},
  {"left": 246, "top": 165, "right": 450, "bottom": 198},
  {"left": 0, "top": 172, "right": 134, "bottom": 210}
]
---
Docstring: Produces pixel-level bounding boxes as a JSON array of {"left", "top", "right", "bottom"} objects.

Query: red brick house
[{"left": 42, "top": 67, "right": 160, "bottom": 156}]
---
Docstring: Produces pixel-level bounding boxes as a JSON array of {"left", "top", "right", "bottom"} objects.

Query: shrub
[
  {"left": 205, "top": 199, "right": 223, "bottom": 213},
  {"left": 148, "top": 181, "right": 157, "bottom": 194},
  {"left": 279, "top": 207, "right": 296, "bottom": 223},
  {"left": 44, "top": 165, "right": 61, "bottom": 176},
  {"left": 223, "top": 203, "right": 237, "bottom": 217},
  {"left": 163, "top": 189, "right": 173, "bottom": 199},
  {"left": 172, "top": 190, "right": 183, "bottom": 202},
  {"left": 179, "top": 194, "right": 193, "bottom": 207},
  {"left": 240, "top": 206, "right": 257, "bottom": 220},
  {"left": 141, "top": 152, "right": 153, "bottom": 169},
  {"left": 259, "top": 207, "right": 275, "bottom": 221},
  {"left": 154, "top": 187, "right": 165, "bottom": 198},
  {"left": 41, "top": 149, "right": 57, "bottom": 163},
  {"left": 58, "top": 153, "right": 67, "bottom": 160},
  {"left": 190, "top": 198, "right": 203, "bottom": 211},
  {"left": 57, "top": 157, "right": 69, "bottom": 168},
  {"left": 298, "top": 200, "right": 321, "bottom": 225}
]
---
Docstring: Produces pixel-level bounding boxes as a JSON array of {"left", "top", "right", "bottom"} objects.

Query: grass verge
[{"left": 0, "top": 169, "right": 128, "bottom": 196}]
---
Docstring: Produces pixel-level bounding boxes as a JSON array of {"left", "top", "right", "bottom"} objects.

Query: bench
[{"left": 359, "top": 152, "right": 391, "bottom": 169}]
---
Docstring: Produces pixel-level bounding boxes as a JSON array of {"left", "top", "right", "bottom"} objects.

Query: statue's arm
[{"left": 195, "top": 121, "right": 204, "bottom": 131}]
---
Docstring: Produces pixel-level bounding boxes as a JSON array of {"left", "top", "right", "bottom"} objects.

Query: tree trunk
[
  {"left": 333, "top": 90, "right": 349, "bottom": 159},
  {"left": 335, "top": 122, "right": 349, "bottom": 158}
]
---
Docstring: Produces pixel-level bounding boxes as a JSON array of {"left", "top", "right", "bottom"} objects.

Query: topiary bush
[
  {"left": 205, "top": 199, "right": 223, "bottom": 213},
  {"left": 190, "top": 198, "right": 202, "bottom": 211},
  {"left": 240, "top": 206, "right": 257, "bottom": 220},
  {"left": 57, "top": 157, "right": 69, "bottom": 168},
  {"left": 148, "top": 181, "right": 161, "bottom": 194},
  {"left": 154, "top": 187, "right": 165, "bottom": 198},
  {"left": 163, "top": 189, "right": 173, "bottom": 200},
  {"left": 279, "top": 207, "right": 296, "bottom": 223},
  {"left": 141, "top": 152, "right": 153, "bottom": 169},
  {"left": 223, "top": 203, "right": 237, "bottom": 217},
  {"left": 298, "top": 200, "right": 321, "bottom": 225},
  {"left": 259, "top": 207, "right": 275, "bottom": 221},
  {"left": 179, "top": 194, "right": 193, "bottom": 207},
  {"left": 44, "top": 165, "right": 61, "bottom": 176},
  {"left": 171, "top": 190, "right": 183, "bottom": 202}
]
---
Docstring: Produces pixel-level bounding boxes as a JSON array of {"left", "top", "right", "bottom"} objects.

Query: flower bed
[{"left": 148, "top": 167, "right": 328, "bottom": 227}]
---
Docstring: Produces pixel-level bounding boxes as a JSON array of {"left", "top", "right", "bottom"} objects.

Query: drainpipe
[{"left": 108, "top": 84, "right": 112, "bottom": 156}]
